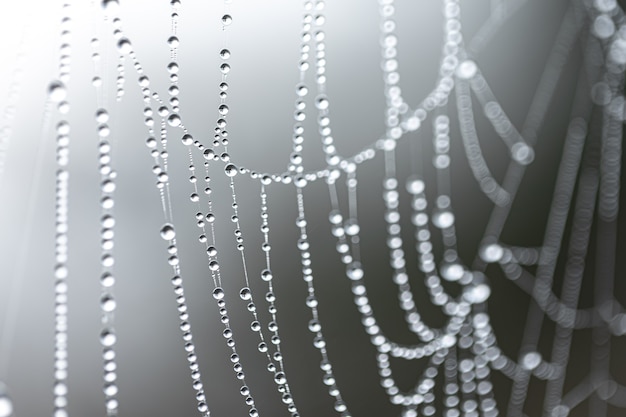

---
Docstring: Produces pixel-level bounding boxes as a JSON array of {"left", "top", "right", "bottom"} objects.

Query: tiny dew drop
[
  {"left": 222, "top": 14, "right": 233, "bottom": 25},
  {"left": 220, "top": 48, "right": 231, "bottom": 59},
  {"left": 160, "top": 223, "right": 176, "bottom": 240}
]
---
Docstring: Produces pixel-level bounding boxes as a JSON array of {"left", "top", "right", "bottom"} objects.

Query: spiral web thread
[{"left": 1, "top": 0, "right": 626, "bottom": 416}]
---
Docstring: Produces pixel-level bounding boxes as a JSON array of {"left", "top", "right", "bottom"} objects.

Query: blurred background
[{"left": 0, "top": 1, "right": 625, "bottom": 416}]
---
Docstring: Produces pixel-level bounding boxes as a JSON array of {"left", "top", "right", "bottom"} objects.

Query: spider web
[{"left": 0, "top": 1, "right": 625, "bottom": 417}]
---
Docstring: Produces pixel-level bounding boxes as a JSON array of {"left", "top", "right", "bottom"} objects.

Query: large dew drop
[
  {"left": 160, "top": 223, "right": 176, "bottom": 240},
  {"left": 48, "top": 80, "right": 67, "bottom": 102},
  {"left": 224, "top": 164, "right": 238, "bottom": 177}
]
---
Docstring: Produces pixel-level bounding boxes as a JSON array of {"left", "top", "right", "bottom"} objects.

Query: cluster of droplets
[
  {"left": 49, "top": 4, "right": 74, "bottom": 417},
  {"left": 257, "top": 184, "right": 302, "bottom": 415},
  {"left": 94, "top": 107, "right": 121, "bottom": 416}
]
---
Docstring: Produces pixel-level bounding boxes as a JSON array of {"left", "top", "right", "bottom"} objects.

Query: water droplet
[
  {"left": 220, "top": 63, "right": 231, "bottom": 74},
  {"left": 96, "top": 109, "right": 109, "bottom": 123},
  {"left": 225, "top": 163, "right": 238, "bottom": 177},
  {"left": 480, "top": 243, "right": 503, "bottom": 263},
  {"left": 48, "top": 80, "right": 67, "bottom": 102},
  {"left": 239, "top": 287, "right": 252, "bottom": 300},
  {"left": 222, "top": 14, "right": 233, "bottom": 25},
  {"left": 218, "top": 104, "right": 229, "bottom": 115},
  {"left": 220, "top": 48, "right": 231, "bottom": 59},
  {"left": 593, "top": 14, "right": 615, "bottom": 39},
  {"left": 465, "top": 284, "right": 491, "bottom": 304},
  {"left": 274, "top": 372, "right": 286, "bottom": 384},
  {"left": 102, "top": 0, "right": 120, "bottom": 12},
  {"left": 117, "top": 38, "right": 132, "bottom": 54},
  {"left": 511, "top": 143, "right": 534, "bottom": 165},
  {"left": 167, "top": 36, "right": 180, "bottom": 48},
  {"left": 432, "top": 211, "right": 454, "bottom": 228},
  {"left": 213, "top": 287, "right": 225, "bottom": 300},
  {"left": 101, "top": 295, "right": 117, "bottom": 312},
  {"left": 347, "top": 262, "right": 364, "bottom": 280},
  {"left": 167, "top": 114, "right": 182, "bottom": 127},
  {"left": 261, "top": 269, "right": 273, "bottom": 281},
  {"left": 406, "top": 176, "right": 425, "bottom": 194},
  {"left": 521, "top": 351, "right": 541, "bottom": 370},
  {"left": 296, "top": 84, "right": 308, "bottom": 97},
  {"left": 160, "top": 223, "right": 176, "bottom": 240},
  {"left": 456, "top": 60, "right": 477, "bottom": 79},
  {"left": 315, "top": 95, "right": 329, "bottom": 110},
  {"left": 441, "top": 263, "right": 464, "bottom": 281},
  {"left": 100, "top": 329, "right": 116, "bottom": 347}
]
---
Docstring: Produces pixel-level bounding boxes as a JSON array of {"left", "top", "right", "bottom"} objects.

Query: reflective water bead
[
  {"left": 220, "top": 63, "right": 231, "bottom": 74},
  {"left": 167, "top": 114, "right": 182, "bottom": 127},
  {"left": 239, "top": 287, "right": 252, "bottom": 300},
  {"left": 274, "top": 372, "right": 287, "bottom": 384},
  {"left": 432, "top": 211, "right": 454, "bottom": 228},
  {"left": 261, "top": 269, "right": 273, "bottom": 281},
  {"left": 100, "top": 329, "right": 116, "bottom": 347},
  {"left": 315, "top": 95, "right": 329, "bottom": 110},
  {"left": 212, "top": 287, "right": 225, "bottom": 300},
  {"left": 160, "top": 223, "right": 176, "bottom": 240},
  {"left": 117, "top": 38, "right": 132, "bottom": 54},
  {"left": 225, "top": 164, "right": 238, "bottom": 177},
  {"left": 222, "top": 14, "right": 233, "bottom": 25},
  {"left": 456, "top": 60, "right": 477, "bottom": 79},
  {"left": 167, "top": 36, "right": 180, "bottom": 48},
  {"left": 521, "top": 352, "right": 541, "bottom": 370},
  {"left": 49, "top": 80, "right": 67, "bottom": 102},
  {"left": 100, "top": 295, "right": 116, "bottom": 312},
  {"left": 479, "top": 243, "right": 503, "bottom": 263}
]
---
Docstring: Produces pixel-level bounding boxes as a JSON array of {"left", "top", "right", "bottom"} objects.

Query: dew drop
[
  {"left": 117, "top": 38, "right": 132, "bottom": 55},
  {"left": 315, "top": 95, "right": 329, "bottom": 110},
  {"left": 465, "top": 284, "right": 491, "bottom": 304},
  {"left": 160, "top": 223, "right": 176, "bottom": 240},
  {"left": 432, "top": 211, "right": 454, "bottom": 228},
  {"left": 521, "top": 351, "right": 541, "bottom": 370},
  {"left": 224, "top": 163, "right": 238, "bottom": 177},
  {"left": 167, "top": 114, "right": 182, "bottom": 127},
  {"left": 220, "top": 48, "right": 231, "bottom": 59},
  {"left": 222, "top": 14, "right": 233, "bottom": 25},
  {"left": 261, "top": 269, "right": 273, "bottom": 281},
  {"left": 480, "top": 243, "right": 503, "bottom": 263},
  {"left": 100, "top": 295, "right": 117, "bottom": 312},
  {"left": 100, "top": 329, "right": 117, "bottom": 347},
  {"left": 218, "top": 104, "right": 229, "bottom": 115},
  {"left": 48, "top": 80, "right": 67, "bottom": 102},
  {"left": 213, "top": 287, "right": 225, "bottom": 300},
  {"left": 511, "top": 143, "right": 535, "bottom": 165},
  {"left": 239, "top": 287, "right": 252, "bottom": 300},
  {"left": 274, "top": 372, "right": 287, "bottom": 384},
  {"left": 406, "top": 176, "right": 425, "bottom": 195},
  {"left": 167, "top": 36, "right": 180, "bottom": 48},
  {"left": 456, "top": 60, "right": 477, "bottom": 79}
]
